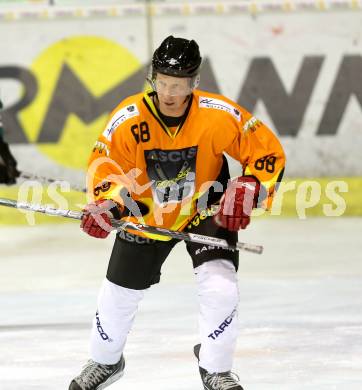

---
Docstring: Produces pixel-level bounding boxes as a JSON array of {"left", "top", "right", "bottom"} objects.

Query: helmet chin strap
[{"left": 183, "top": 94, "right": 191, "bottom": 103}]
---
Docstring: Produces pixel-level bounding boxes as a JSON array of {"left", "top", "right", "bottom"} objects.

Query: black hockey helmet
[{"left": 151, "top": 35, "right": 202, "bottom": 78}]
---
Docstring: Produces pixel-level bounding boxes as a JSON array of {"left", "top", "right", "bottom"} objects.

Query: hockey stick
[
  {"left": 19, "top": 171, "right": 86, "bottom": 193},
  {"left": 0, "top": 197, "right": 263, "bottom": 254}
]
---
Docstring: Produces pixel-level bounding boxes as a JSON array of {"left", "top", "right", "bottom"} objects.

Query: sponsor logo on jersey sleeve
[
  {"left": 199, "top": 97, "right": 241, "bottom": 121},
  {"left": 93, "top": 141, "right": 110, "bottom": 156},
  {"left": 93, "top": 180, "right": 112, "bottom": 197},
  {"left": 243, "top": 116, "right": 261, "bottom": 133},
  {"left": 102, "top": 103, "right": 139, "bottom": 140}
]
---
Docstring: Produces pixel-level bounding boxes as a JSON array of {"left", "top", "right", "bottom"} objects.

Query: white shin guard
[
  {"left": 195, "top": 259, "right": 240, "bottom": 373},
  {"left": 90, "top": 278, "right": 146, "bottom": 364}
]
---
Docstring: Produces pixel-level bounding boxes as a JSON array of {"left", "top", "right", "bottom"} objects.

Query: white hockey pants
[
  {"left": 90, "top": 259, "right": 239, "bottom": 373},
  {"left": 90, "top": 279, "right": 145, "bottom": 364},
  {"left": 195, "top": 259, "right": 239, "bottom": 373}
]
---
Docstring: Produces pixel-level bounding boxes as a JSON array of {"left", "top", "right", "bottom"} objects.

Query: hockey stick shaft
[
  {"left": 19, "top": 171, "right": 86, "bottom": 193},
  {"left": 0, "top": 197, "right": 263, "bottom": 254}
]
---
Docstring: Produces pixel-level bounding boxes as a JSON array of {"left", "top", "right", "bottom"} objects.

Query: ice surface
[{"left": 0, "top": 218, "right": 361, "bottom": 389}]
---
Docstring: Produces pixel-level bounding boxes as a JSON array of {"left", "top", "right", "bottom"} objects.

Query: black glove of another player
[{"left": 0, "top": 137, "right": 19, "bottom": 185}]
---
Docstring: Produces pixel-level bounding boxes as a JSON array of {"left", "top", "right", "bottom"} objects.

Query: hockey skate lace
[
  {"left": 77, "top": 360, "right": 112, "bottom": 389},
  {"left": 205, "top": 371, "right": 240, "bottom": 390}
]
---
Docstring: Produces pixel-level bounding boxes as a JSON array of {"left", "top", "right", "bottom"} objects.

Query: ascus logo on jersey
[
  {"left": 103, "top": 103, "right": 139, "bottom": 141},
  {"left": 95, "top": 311, "right": 112, "bottom": 342},
  {"left": 199, "top": 97, "right": 241, "bottom": 121},
  {"left": 146, "top": 147, "right": 197, "bottom": 163},
  {"left": 144, "top": 146, "right": 198, "bottom": 205},
  {"left": 118, "top": 229, "right": 155, "bottom": 244}
]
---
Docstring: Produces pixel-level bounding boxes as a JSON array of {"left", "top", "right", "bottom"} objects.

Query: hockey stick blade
[{"left": 0, "top": 197, "right": 263, "bottom": 254}]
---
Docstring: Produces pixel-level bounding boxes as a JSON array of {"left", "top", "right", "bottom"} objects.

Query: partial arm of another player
[
  {"left": 215, "top": 111, "right": 286, "bottom": 231},
  {"left": 0, "top": 105, "right": 19, "bottom": 185}
]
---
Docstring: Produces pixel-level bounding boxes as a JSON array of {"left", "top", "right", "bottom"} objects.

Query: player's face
[{"left": 154, "top": 73, "right": 191, "bottom": 117}]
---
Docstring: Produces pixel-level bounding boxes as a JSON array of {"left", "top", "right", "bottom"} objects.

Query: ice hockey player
[
  {"left": 69, "top": 36, "right": 285, "bottom": 390},
  {"left": 0, "top": 99, "right": 19, "bottom": 185}
]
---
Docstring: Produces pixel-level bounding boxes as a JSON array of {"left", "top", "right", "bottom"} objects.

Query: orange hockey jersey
[{"left": 87, "top": 89, "right": 286, "bottom": 240}]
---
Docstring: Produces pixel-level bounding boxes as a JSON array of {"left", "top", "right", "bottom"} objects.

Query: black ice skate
[
  {"left": 69, "top": 356, "right": 125, "bottom": 390},
  {"left": 194, "top": 344, "right": 244, "bottom": 390}
]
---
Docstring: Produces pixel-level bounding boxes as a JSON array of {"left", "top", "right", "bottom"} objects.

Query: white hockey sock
[
  {"left": 195, "top": 259, "right": 239, "bottom": 373},
  {"left": 90, "top": 278, "right": 146, "bottom": 364}
]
